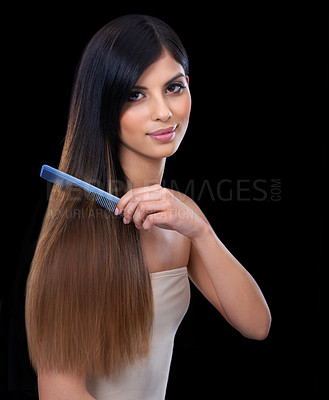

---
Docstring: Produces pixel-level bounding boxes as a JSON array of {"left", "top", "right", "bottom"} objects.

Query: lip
[
  {"left": 147, "top": 125, "right": 177, "bottom": 142},
  {"left": 148, "top": 125, "right": 177, "bottom": 136}
]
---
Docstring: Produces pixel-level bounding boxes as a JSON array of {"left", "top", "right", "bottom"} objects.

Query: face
[{"left": 119, "top": 50, "right": 191, "bottom": 161}]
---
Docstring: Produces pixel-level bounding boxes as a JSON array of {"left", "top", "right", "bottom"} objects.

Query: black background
[{"left": 3, "top": 3, "right": 327, "bottom": 399}]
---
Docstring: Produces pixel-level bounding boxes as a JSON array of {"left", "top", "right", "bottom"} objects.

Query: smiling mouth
[
  {"left": 147, "top": 125, "right": 177, "bottom": 136},
  {"left": 147, "top": 125, "right": 177, "bottom": 142}
]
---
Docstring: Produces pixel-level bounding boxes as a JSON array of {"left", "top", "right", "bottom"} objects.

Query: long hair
[{"left": 25, "top": 14, "right": 189, "bottom": 379}]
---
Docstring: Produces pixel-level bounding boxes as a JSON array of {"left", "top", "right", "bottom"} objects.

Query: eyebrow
[{"left": 132, "top": 73, "right": 185, "bottom": 90}]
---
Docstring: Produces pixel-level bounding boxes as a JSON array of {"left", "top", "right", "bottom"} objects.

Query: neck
[{"left": 119, "top": 147, "right": 166, "bottom": 190}]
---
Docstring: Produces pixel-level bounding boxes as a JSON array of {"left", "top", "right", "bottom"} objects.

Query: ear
[{"left": 185, "top": 75, "right": 190, "bottom": 86}]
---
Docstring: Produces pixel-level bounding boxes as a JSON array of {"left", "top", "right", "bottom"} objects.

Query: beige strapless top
[{"left": 87, "top": 266, "right": 190, "bottom": 400}]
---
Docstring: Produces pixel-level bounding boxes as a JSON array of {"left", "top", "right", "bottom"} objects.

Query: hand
[{"left": 115, "top": 185, "right": 206, "bottom": 239}]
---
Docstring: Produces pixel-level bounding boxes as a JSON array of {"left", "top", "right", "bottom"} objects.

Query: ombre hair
[{"left": 25, "top": 14, "right": 189, "bottom": 379}]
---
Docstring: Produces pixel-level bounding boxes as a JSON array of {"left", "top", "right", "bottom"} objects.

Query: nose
[{"left": 150, "top": 95, "right": 172, "bottom": 122}]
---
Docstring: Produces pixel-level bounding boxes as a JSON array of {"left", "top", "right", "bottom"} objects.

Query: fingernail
[
  {"left": 123, "top": 217, "right": 129, "bottom": 224},
  {"left": 114, "top": 207, "right": 120, "bottom": 215}
]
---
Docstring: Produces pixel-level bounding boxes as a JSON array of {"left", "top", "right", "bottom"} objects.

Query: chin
[{"left": 149, "top": 137, "right": 184, "bottom": 159}]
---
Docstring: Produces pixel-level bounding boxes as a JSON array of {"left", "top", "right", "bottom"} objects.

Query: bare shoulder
[
  {"left": 168, "top": 189, "right": 206, "bottom": 220},
  {"left": 168, "top": 188, "right": 196, "bottom": 206}
]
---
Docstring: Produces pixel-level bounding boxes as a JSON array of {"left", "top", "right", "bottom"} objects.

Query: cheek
[
  {"left": 120, "top": 108, "right": 147, "bottom": 138},
  {"left": 175, "top": 94, "right": 192, "bottom": 124}
]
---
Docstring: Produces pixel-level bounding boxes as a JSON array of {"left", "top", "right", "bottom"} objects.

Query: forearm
[{"left": 191, "top": 222, "right": 271, "bottom": 340}]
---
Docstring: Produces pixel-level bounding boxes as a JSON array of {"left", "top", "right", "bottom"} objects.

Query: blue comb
[{"left": 40, "top": 164, "right": 120, "bottom": 213}]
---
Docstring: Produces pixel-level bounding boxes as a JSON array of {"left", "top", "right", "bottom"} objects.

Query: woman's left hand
[{"left": 115, "top": 185, "right": 207, "bottom": 239}]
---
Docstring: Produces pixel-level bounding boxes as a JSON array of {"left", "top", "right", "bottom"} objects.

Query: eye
[
  {"left": 128, "top": 91, "right": 144, "bottom": 102},
  {"left": 166, "top": 83, "right": 186, "bottom": 94}
]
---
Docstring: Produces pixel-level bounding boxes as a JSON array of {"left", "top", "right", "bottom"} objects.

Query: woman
[{"left": 25, "top": 14, "right": 271, "bottom": 400}]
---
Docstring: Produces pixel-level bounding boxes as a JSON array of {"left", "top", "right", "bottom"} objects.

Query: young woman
[{"left": 25, "top": 14, "right": 271, "bottom": 400}]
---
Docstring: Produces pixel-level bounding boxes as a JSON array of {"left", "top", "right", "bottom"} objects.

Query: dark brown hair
[{"left": 25, "top": 14, "right": 189, "bottom": 379}]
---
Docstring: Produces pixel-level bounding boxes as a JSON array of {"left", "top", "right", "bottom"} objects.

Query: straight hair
[{"left": 25, "top": 14, "right": 189, "bottom": 379}]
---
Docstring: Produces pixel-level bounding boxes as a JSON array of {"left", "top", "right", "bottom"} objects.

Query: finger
[
  {"left": 121, "top": 190, "right": 169, "bottom": 223},
  {"left": 133, "top": 200, "right": 171, "bottom": 228},
  {"left": 115, "top": 185, "right": 162, "bottom": 215},
  {"left": 142, "top": 211, "right": 172, "bottom": 231}
]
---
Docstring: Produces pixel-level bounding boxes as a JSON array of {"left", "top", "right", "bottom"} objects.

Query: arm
[
  {"left": 188, "top": 216, "right": 271, "bottom": 340},
  {"left": 116, "top": 185, "right": 271, "bottom": 340},
  {"left": 175, "top": 193, "right": 271, "bottom": 340},
  {"left": 38, "top": 372, "right": 95, "bottom": 400}
]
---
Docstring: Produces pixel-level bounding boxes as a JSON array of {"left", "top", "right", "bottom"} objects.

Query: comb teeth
[
  {"left": 40, "top": 165, "right": 120, "bottom": 213},
  {"left": 93, "top": 192, "right": 118, "bottom": 212}
]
